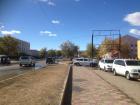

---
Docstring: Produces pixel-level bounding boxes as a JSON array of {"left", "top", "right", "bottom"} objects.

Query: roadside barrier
[{"left": 59, "top": 64, "right": 73, "bottom": 105}]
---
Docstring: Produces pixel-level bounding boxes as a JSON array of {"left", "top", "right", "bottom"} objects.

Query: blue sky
[{"left": 0, "top": 0, "right": 140, "bottom": 50}]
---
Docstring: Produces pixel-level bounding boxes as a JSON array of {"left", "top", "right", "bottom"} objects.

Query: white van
[
  {"left": 112, "top": 59, "right": 140, "bottom": 80},
  {"left": 19, "top": 56, "right": 36, "bottom": 67},
  {"left": 73, "top": 58, "right": 98, "bottom": 67}
]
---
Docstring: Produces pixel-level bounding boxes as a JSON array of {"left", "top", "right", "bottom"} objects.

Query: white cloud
[
  {"left": 38, "top": 0, "right": 48, "bottom": 2},
  {"left": 48, "top": 33, "right": 57, "bottom": 37},
  {"left": 0, "top": 25, "right": 4, "bottom": 30},
  {"left": 124, "top": 12, "right": 140, "bottom": 26},
  {"left": 48, "top": 1, "right": 55, "bottom": 6},
  {"left": 51, "top": 20, "right": 60, "bottom": 24},
  {"left": 1, "top": 30, "right": 21, "bottom": 35},
  {"left": 129, "top": 29, "right": 140, "bottom": 35},
  {"left": 75, "top": 0, "right": 80, "bottom": 2},
  {"left": 40, "top": 30, "right": 57, "bottom": 37},
  {"left": 38, "top": 0, "right": 55, "bottom": 6},
  {"left": 40, "top": 30, "right": 51, "bottom": 34}
]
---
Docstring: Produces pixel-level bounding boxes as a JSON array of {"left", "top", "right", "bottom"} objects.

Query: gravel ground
[{"left": 0, "top": 63, "right": 68, "bottom": 105}]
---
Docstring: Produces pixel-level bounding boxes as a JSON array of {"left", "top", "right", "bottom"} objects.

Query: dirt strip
[{"left": 0, "top": 63, "right": 68, "bottom": 105}]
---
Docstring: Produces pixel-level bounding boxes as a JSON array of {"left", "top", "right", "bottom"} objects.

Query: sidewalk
[{"left": 72, "top": 67, "right": 137, "bottom": 105}]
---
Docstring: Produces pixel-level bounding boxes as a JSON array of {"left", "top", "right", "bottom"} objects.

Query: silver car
[{"left": 19, "top": 56, "right": 36, "bottom": 67}]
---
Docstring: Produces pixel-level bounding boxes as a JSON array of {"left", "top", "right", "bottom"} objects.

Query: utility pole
[
  {"left": 92, "top": 34, "right": 94, "bottom": 59},
  {"left": 119, "top": 30, "right": 121, "bottom": 58}
]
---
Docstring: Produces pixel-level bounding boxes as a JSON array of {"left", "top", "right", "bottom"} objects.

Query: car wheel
[
  {"left": 75, "top": 63, "right": 80, "bottom": 66},
  {"left": 104, "top": 67, "right": 107, "bottom": 72},
  {"left": 113, "top": 69, "right": 117, "bottom": 76},
  {"left": 126, "top": 72, "right": 131, "bottom": 80},
  {"left": 90, "top": 63, "right": 93, "bottom": 67},
  {"left": 29, "top": 64, "right": 32, "bottom": 67}
]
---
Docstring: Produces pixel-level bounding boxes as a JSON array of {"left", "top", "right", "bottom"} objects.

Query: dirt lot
[{"left": 0, "top": 63, "right": 68, "bottom": 105}]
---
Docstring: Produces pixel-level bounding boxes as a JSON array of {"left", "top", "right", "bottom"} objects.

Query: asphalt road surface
[{"left": 0, "top": 60, "right": 46, "bottom": 81}]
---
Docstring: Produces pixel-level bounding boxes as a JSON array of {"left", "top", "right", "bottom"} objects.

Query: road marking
[
  {"left": 0, "top": 65, "right": 47, "bottom": 83},
  {"left": 0, "top": 72, "right": 28, "bottom": 83},
  {"left": 58, "top": 62, "right": 68, "bottom": 65}
]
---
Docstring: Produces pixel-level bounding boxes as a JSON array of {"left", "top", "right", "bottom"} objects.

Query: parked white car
[
  {"left": 98, "top": 58, "right": 114, "bottom": 71},
  {"left": 19, "top": 56, "right": 36, "bottom": 67},
  {"left": 112, "top": 59, "right": 140, "bottom": 80},
  {"left": 73, "top": 58, "right": 98, "bottom": 67}
]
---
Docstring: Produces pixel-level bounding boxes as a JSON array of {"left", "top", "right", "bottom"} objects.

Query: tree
[
  {"left": 47, "top": 49, "right": 56, "bottom": 57},
  {"left": 86, "top": 43, "right": 96, "bottom": 58},
  {"left": 98, "top": 38, "right": 113, "bottom": 57},
  {"left": 120, "top": 44, "right": 130, "bottom": 58},
  {"left": 55, "top": 50, "right": 62, "bottom": 57},
  {"left": 39, "top": 48, "right": 47, "bottom": 58},
  {"left": 0, "top": 35, "right": 19, "bottom": 57},
  {"left": 97, "top": 38, "right": 131, "bottom": 58},
  {"left": 60, "top": 40, "right": 79, "bottom": 58},
  {"left": 79, "top": 51, "right": 88, "bottom": 58}
]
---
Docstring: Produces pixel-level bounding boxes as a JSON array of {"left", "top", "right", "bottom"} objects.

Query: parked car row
[{"left": 99, "top": 58, "right": 140, "bottom": 80}]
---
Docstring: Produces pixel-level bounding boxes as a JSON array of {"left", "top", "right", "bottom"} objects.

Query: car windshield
[
  {"left": 105, "top": 60, "right": 114, "bottom": 63},
  {"left": 84, "top": 59, "right": 88, "bottom": 61},
  {"left": 21, "top": 56, "right": 29, "bottom": 59},
  {"left": 126, "top": 60, "right": 140, "bottom": 66}
]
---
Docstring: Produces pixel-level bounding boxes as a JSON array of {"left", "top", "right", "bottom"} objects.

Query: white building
[
  {"left": 17, "top": 39, "right": 30, "bottom": 55},
  {"left": 120, "top": 35, "right": 138, "bottom": 58},
  {"left": 30, "top": 49, "right": 40, "bottom": 57}
]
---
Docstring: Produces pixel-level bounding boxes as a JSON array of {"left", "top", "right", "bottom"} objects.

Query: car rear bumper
[{"left": 20, "top": 62, "right": 32, "bottom": 65}]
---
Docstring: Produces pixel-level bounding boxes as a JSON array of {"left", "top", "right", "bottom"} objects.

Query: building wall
[
  {"left": 121, "top": 35, "right": 138, "bottom": 58},
  {"left": 30, "top": 50, "right": 39, "bottom": 57},
  {"left": 17, "top": 39, "right": 30, "bottom": 55},
  {"left": 137, "top": 41, "right": 140, "bottom": 59}
]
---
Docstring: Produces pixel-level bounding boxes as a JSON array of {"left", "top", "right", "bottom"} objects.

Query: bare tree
[
  {"left": 39, "top": 48, "right": 47, "bottom": 58},
  {"left": 86, "top": 43, "right": 96, "bottom": 58},
  {"left": 60, "top": 40, "right": 79, "bottom": 58}
]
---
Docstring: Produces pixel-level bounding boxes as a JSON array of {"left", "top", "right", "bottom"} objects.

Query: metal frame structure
[{"left": 91, "top": 30, "right": 121, "bottom": 59}]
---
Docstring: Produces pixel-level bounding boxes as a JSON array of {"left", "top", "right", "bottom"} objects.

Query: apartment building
[
  {"left": 120, "top": 35, "right": 138, "bottom": 58},
  {"left": 30, "top": 49, "right": 40, "bottom": 57},
  {"left": 17, "top": 39, "right": 30, "bottom": 55},
  {"left": 104, "top": 35, "right": 138, "bottom": 59}
]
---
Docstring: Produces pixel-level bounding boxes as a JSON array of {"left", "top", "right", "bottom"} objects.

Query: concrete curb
[{"left": 59, "top": 64, "right": 73, "bottom": 105}]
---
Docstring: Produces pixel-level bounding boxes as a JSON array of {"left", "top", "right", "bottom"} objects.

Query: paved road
[
  {"left": 0, "top": 60, "right": 46, "bottom": 81},
  {"left": 72, "top": 66, "right": 138, "bottom": 105},
  {"left": 92, "top": 68, "right": 140, "bottom": 105}
]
